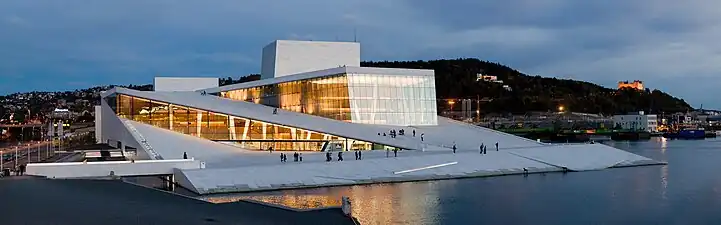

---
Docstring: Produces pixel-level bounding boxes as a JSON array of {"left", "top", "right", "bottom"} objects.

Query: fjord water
[{"left": 204, "top": 138, "right": 721, "bottom": 225}]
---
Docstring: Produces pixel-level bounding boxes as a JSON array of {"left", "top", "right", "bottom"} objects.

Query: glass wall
[
  {"left": 221, "top": 74, "right": 351, "bottom": 122},
  {"left": 346, "top": 73, "right": 437, "bottom": 126},
  {"left": 219, "top": 73, "right": 438, "bottom": 126},
  {"left": 111, "top": 94, "right": 395, "bottom": 151}
]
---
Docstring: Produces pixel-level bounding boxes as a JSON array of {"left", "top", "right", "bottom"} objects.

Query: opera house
[{"left": 82, "top": 40, "right": 663, "bottom": 194}]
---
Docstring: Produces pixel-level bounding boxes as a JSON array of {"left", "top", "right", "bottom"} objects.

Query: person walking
[
  {"left": 19, "top": 164, "right": 25, "bottom": 176},
  {"left": 452, "top": 144, "right": 457, "bottom": 153},
  {"left": 280, "top": 153, "right": 284, "bottom": 162},
  {"left": 355, "top": 151, "right": 359, "bottom": 160},
  {"left": 495, "top": 142, "right": 499, "bottom": 151},
  {"left": 299, "top": 153, "right": 303, "bottom": 162},
  {"left": 358, "top": 151, "right": 362, "bottom": 160},
  {"left": 183, "top": 152, "right": 188, "bottom": 159},
  {"left": 421, "top": 133, "right": 424, "bottom": 142},
  {"left": 484, "top": 146, "right": 487, "bottom": 154},
  {"left": 338, "top": 151, "right": 343, "bottom": 161},
  {"left": 413, "top": 129, "right": 416, "bottom": 137},
  {"left": 393, "top": 148, "right": 398, "bottom": 157},
  {"left": 480, "top": 145, "right": 483, "bottom": 154}
]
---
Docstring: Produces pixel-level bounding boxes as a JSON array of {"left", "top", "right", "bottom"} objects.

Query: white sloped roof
[{"left": 105, "top": 87, "right": 422, "bottom": 150}]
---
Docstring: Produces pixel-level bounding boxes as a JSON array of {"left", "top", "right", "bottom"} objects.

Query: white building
[
  {"left": 612, "top": 111, "right": 658, "bottom": 132},
  {"left": 74, "top": 39, "right": 662, "bottom": 195},
  {"left": 476, "top": 74, "right": 503, "bottom": 83}
]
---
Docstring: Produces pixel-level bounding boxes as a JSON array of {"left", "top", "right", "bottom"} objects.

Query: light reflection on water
[
  {"left": 201, "top": 138, "right": 721, "bottom": 225},
  {"left": 203, "top": 181, "right": 447, "bottom": 225}
]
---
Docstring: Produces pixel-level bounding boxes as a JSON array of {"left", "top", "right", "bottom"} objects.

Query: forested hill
[{"left": 362, "top": 59, "right": 692, "bottom": 115}]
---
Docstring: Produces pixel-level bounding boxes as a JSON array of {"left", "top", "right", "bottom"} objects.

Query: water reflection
[
  {"left": 203, "top": 182, "right": 444, "bottom": 225},
  {"left": 197, "top": 138, "right": 721, "bottom": 225}
]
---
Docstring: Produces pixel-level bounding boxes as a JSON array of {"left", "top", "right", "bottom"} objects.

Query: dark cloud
[{"left": 0, "top": 0, "right": 719, "bottom": 107}]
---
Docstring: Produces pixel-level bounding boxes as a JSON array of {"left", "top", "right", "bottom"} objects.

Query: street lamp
[{"left": 448, "top": 100, "right": 456, "bottom": 111}]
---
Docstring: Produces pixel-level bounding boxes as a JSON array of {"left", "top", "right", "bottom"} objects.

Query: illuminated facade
[
  {"left": 97, "top": 40, "right": 437, "bottom": 153},
  {"left": 106, "top": 94, "right": 395, "bottom": 151},
  {"left": 214, "top": 67, "right": 438, "bottom": 126},
  {"left": 617, "top": 80, "right": 644, "bottom": 90}
]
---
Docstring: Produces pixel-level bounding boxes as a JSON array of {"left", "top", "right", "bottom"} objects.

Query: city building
[
  {"left": 477, "top": 74, "right": 503, "bottom": 83},
  {"left": 617, "top": 80, "right": 644, "bottom": 90},
  {"left": 612, "top": 111, "right": 658, "bottom": 132}
]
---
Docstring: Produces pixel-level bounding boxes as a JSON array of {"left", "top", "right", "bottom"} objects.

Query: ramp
[{"left": 506, "top": 144, "right": 653, "bottom": 171}]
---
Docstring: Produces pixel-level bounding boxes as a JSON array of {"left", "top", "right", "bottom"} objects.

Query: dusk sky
[{"left": 1, "top": 1, "right": 719, "bottom": 108}]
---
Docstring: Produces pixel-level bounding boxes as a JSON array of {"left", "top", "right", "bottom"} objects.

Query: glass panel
[
  {"left": 118, "top": 95, "right": 132, "bottom": 119},
  {"left": 149, "top": 101, "right": 169, "bottom": 129},
  {"left": 131, "top": 97, "right": 151, "bottom": 124},
  {"left": 171, "top": 105, "right": 189, "bottom": 134},
  {"left": 207, "top": 112, "right": 229, "bottom": 140},
  {"left": 248, "top": 121, "right": 264, "bottom": 140},
  {"left": 187, "top": 108, "right": 200, "bottom": 137}
]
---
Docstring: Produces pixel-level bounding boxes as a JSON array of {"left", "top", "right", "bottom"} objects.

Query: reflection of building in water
[
  {"left": 202, "top": 182, "right": 443, "bottom": 225},
  {"left": 204, "top": 194, "right": 340, "bottom": 209}
]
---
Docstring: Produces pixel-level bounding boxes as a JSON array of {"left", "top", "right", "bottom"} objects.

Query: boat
[{"left": 663, "top": 128, "right": 706, "bottom": 139}]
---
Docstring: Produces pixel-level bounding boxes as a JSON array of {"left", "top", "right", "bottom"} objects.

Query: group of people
[
  {"left": 451, "top": 142, "right": 500, "bottom": 154},
  {"left": 354, "top": 150, "right": 363, "bottom": 160},
  {"left": 480, "top": 142, "right": 499, "bottom": 154},
  {"left": 385, "top": 148, "right": 399, "bottom": 157},
  {"left": 326, "top": 151, "right": 343, "bottom": 161},
  {"left": 325, "top": 150, "right": 369, "bottom": 162},
  {"left": 280, "top": 152, "right": 303, "bottom": 162},
  {"left": 378, "top": 129, "right": 424, "bottom": 141}
]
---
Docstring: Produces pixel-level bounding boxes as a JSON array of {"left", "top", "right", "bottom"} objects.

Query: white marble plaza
[{"left": 126, "top": 119, "right": 663, "bottom": 195}]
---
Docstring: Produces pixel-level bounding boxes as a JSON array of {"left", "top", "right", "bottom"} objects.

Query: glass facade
[
  {"left": 221, "top": 74, "right": 352, "bottom": 122},
  {"left": 220, "top": 73, "right": 438, "bottom": 126},
  {"left": 111, "top": 94, "right": 397, "bottom": 151},
  {"left": 346, "top": 73, "right": 437, "bottom": 126}
]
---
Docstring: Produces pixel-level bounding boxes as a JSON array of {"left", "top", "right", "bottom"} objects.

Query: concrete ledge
[
  {"left": 181, "top": 159, "right": 664, "bottom": 195},
  {"left": 27, "top": 159, "right": 202, "bottom": 178}
]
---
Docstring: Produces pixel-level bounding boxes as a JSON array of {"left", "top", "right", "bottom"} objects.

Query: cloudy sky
[{"left": 1, "top": 0, "right": 719, "bottom": 108}]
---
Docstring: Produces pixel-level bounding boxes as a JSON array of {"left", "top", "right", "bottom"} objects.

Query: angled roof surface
[
  {"left": 201, "top": 66, "right": 434, "bottom": 93},
  {"left": 105, "top": 87, "right": 422, "bottom": 150}
]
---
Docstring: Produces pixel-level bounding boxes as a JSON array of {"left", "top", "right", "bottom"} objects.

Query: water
[{"left": 202, "top": 138, "right": 721, "bottom": 225}]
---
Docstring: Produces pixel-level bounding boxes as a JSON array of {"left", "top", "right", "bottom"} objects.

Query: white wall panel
[
  {"left": 154, "top": 77, "right": 219, "bottom": 92},
  {"left": 261, "top": 40, "right": 360, "bottom": 79}
]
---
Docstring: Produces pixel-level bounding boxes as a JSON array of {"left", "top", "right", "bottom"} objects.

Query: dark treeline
[
  {"left": 219, "top": 74, "right": 261, "bottom": 86},
  {"left": 362, "top": 58, "right": 691, "bottom": 115}
]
